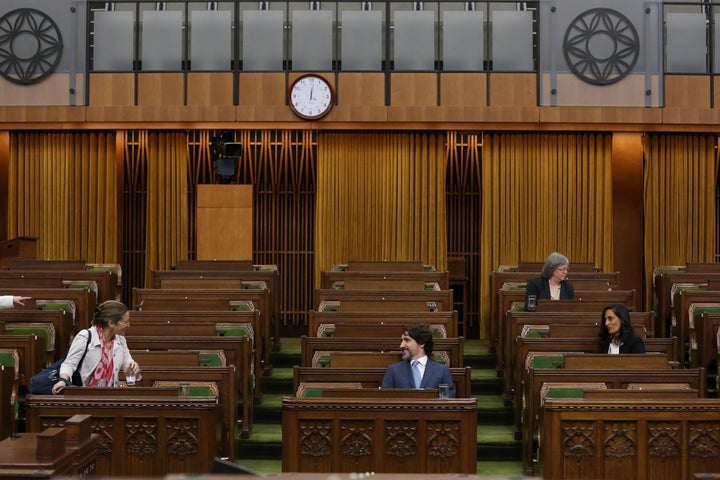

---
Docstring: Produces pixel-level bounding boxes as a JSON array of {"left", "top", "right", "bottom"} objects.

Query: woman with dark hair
[
  {"left": 51, "top": 300, "right": 140, "bottom": 394},
  {"left": 598, "top": 304, "right": 646, "bottom": 354},
  {"left": 524, "top": 252, "right": 575, "bottom": 310}
]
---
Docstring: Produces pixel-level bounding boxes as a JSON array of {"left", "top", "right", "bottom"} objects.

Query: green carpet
[{"left": 234, "top": 458, "right": 525, "bottom": 476}]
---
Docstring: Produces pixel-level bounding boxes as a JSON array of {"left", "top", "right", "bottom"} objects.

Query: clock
[{"left": 288, "top": 74, "right": 334, "bottom": 120}]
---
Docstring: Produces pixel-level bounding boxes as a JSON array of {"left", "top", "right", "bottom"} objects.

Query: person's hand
[
  {"left": 51, "top": 379, "right": 68, "bottom": 395},
  {"left": 12, "top": 296, "right": 31, "bottom": 306},
  {"left": 126, "top": 361, "right": 140, "bottom": 376}
]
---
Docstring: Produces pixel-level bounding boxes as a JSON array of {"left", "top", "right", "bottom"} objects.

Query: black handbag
[{"left": 29, "top": 329, "right": 92, "bottom": 394}]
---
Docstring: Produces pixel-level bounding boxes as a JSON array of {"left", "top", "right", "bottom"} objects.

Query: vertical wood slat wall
[{"left": 120, "top": 129, "right": 481, "bottom": 335}]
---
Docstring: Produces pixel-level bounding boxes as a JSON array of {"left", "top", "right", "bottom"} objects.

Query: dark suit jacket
[
  {"left": 525, "top": 276, "right": 574, "bottom": 309},
  {"left": 598, "top": 334, "right": 646, "bottom": 354},
  {"left": 380, "top": 358, "right": 456, "bottom": 398}
]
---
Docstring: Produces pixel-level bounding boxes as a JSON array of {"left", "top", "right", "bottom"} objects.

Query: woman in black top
[
  {"left": 598, "top": 303, "right": 646, "bottom": 354},
  {"left": 524, "top": 252, "right": 574, "bottom": 310}
]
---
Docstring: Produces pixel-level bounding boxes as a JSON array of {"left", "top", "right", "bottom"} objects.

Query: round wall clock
[{"left": 288, "top": 74, "right": 334, "bottom": 120}]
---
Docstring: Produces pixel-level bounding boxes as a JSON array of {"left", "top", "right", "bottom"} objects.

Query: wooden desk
[
  {"left": 542, "top": 398, "right": 720, "bottom": 480},
  {"left": 282, "top": 397, "right": 477, "bottom": 474},
  {"left": 25, "top": 388, "right": 219, "bottom": 477},
  {"left": 0, "top": 413, "right": 98, "bottom": 478}
]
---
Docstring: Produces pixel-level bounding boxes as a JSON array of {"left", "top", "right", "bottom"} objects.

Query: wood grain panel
[
  {"left": 237, "top": 72, "right": 292, "bottom": 121},
  {"left": 137, "top": 73, "right": 184, "bottom": 106},
  {"left": 440, "top": 73, "right": 486, "bottom": 107},
  {"left": 187, "top": 72, "right": 234, "bottom": 106},
  {"left": 338, "top": 73, "right": 385, "bottom": 106},
  {"left": 489, "top": 73, "right": 535, "bottom": 107},
  {"left": 665, "top": 75, "right": 711, "bottom": 108},
  {"left": 89, "top": 73, "right": 135, "bottom": 107},
  {"left": 390, "top": 73, "right": 437, "bottom": 106},
  {"left": 663, "top": 74, "right": 719, "bottom": 124},
  {"left": 196, "top": 184, "right": 253, "bottom": 260},
  {"left": 387, "top": 106, "right": 443, "bottom": 122},
  {"left": 238, "top": 72, "right": 286, "bottom": 107},
  {"left": 0, "top": 107, "right": 86, "bottom": 123},
  {"left": 539, "top": 106, "right": 663, "bottom": 125},
  {"left": 611, "top": 133, "right": 643, "bottom": 294}
]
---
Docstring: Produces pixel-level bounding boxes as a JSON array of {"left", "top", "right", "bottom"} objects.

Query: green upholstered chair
[
  {"left": 317, "top": 301, "right": 340, "bottom": 312},
  {"left": 153, "top": 380, "right": 218, "bottom": 397},
  {"left": 521, "top": 325, "right": 550, "bottom": 338},
  {"left": 229, "top": 300, "right": 255, "bottom": 312},
  {"left": 198, "top": 350, "right": 227, "bottom": 367},
  {"left": 36, "top": 300, "right": 77, "bottom": 324},
  {"left": 3, "top": 323, "right": 55, "bottom": 364},
  {"left": 215, "top": 322, "right": 254, "bottom": 342}
]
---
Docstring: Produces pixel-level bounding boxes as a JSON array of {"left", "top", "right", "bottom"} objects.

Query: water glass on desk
[{"left": 438, "top": 384, "right": 450, "bottom": 399}]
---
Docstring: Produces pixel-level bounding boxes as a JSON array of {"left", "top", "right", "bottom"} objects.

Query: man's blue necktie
[{"left": 412, "top": 360, "right": 421, "bottom": 388}]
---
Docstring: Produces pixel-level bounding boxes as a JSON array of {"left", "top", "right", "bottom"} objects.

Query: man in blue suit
[{"left": 380, "top": 323, "right": 456, "bottom": 398}]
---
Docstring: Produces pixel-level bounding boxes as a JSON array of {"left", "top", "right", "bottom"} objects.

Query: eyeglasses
[{"left": 556, "top": 267, "right": 569, "bottom": 272}]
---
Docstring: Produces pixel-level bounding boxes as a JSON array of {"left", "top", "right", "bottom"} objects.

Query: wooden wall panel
[
  {"left": 86, "top": 73, "right": 137, "bottom": 123},
  {"left": 196, "top": 184, "right": 253, "bottom": 260},
  {"left": 611, "top": 133, "right": 643, "bottom": 295},
  {"left": 663, "top": 75, "right": 720, "bottom": 124},
  {"left": 539, "top": 106, "right": 663, "bottom": 125},
  {"left": 137, "top": 73, "right": 184, "bottom": 106},
  {"left": 440, "top": 73, "right": 486, "bottom": 107},
  {"left": 237, "top": 72, "right": 292, "bottom": 121},
  {"left": 0, "top": 107, "right": 86, "bottom": 124},
  {"left": 2, "top": 72, "right": 720, "bottom": 128},
  {"left": 186, "top": 72, "right": 236, "bottom": 121},
  {"left": 482, "top": 73, "right": 540, "bottom": 123},
  {"left": 388, "top": 73, "right": 440, "bottom": 122},
  {"left": 390, "top": 73, "right": 437, "bottom": 106},
  {"left": 89, "top": 73, "right": 135, "bottom": 107},
  {"left": 331, "top": 73, "right": 387, "bottom": 122}
]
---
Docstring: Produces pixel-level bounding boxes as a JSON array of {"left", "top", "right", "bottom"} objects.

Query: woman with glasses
[
  {"left": 51, "top": 300, "right": 140, "bottom": 394},
  {"left": 524, "top": 252, "right": 575, "bottom": 310}
]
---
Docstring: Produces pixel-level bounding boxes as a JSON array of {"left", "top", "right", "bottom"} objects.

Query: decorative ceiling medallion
[
  {"left": 563, "top": 8, "right": 639, "bottom": 85},
  {"left": 0, "top": 8, "right": 63, "bottom": 85}
]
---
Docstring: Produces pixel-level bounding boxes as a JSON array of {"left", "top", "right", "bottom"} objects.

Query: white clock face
[{"left": 289, "top": 75, "right": 333, "bottom": 119}]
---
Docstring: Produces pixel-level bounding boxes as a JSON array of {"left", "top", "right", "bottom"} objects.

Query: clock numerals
[{"left": 289, "top": 75, "right": 334, "bottom": 120}]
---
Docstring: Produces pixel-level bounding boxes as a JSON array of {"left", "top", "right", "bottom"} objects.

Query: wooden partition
[
  {"left": 309, "top": 311, "right": 458, "bottom": 338},
  {"left": 320, "top": 271, "right": 450, "bottom": 290},
  {"left": 150, "top": 268, "right": 281, "bottom": 359},
  {"left": 542, "top": 398, "right": 720, "bottom": 480},
  {"left": 522, "top": 367, "right": 706, "bottom": 476},
  {"left": 300, "top": 336, "right": 464, "bottom": 368},
  {"left": 0, "top": 236, "right": 37, "bottom": 268},
  {"left": 196, "top": 185, "right": 253, "bottom": 260},
  {"left": 25, "top": 388, "right": 219, "bottom": 477},
  {"left": 0, "top": 364, "right": 14, "bottom": 440},
  {"left": 313, "top": 288, "right": 454, "bottom": 311},
  {"left": 501, "top": 310, "right": 657, "bottom": 400},
  {"left": 282, "top": 397, "right": 477, "bottom": 474},
  {"left": 0, "top": 413, "right": 98, "bottom": 478}
]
